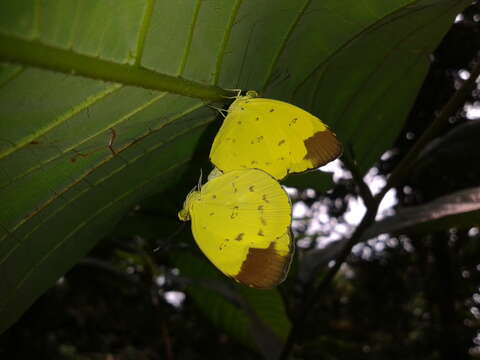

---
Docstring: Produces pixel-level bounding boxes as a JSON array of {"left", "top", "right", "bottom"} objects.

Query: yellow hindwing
[{"left": 179, "top": 169, "right": 293, "bottom": 288}]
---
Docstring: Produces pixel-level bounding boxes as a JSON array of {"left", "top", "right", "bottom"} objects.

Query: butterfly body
[{"left": 179, "top": 169, "right": 293, "bottom": 288}]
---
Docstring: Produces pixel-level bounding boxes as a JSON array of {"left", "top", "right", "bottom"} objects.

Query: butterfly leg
[
  {"left": 208, "top": 105, "right": 229, "bottom": 118},
  {"left": 153, "top": 222, "right": 187, "bottom": 253},
  {"left": 223, "top": 88, "right": 243, "bottom": 99}
]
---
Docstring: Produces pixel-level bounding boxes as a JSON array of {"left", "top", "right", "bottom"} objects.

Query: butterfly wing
[
  {"left": 189, "top": 169, "right": 293, "bottom": 288},
  {"left": 210, "top": 96, "right": 342, "bottom": 179}
]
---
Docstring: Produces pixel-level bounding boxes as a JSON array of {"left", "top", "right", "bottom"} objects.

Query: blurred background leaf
[{"left": 362, "top": 186, "right": 480, "bottom": 240}]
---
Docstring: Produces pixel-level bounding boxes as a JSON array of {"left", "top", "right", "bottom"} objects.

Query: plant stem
[
  {"left": 377, "top": 56, "right": 480, "bottom": 200},
  {"left": 0, "top": 33, "right": 229, "bottom": 101},
  {"left": 342, "top": 149, "right": 375, "bottom": 211},
  {"left": 279, "top": 201, "right": 379, "bottom": 360},
  {"left": 279, "top": 56, "right": 480, "bottom": 360}
]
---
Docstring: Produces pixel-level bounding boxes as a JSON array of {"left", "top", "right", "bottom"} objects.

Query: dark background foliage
[{"left": 1, "top": 3, "right": 480, "bottom": 360}]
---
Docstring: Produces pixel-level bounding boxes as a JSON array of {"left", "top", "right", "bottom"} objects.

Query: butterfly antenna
[
  {"left": 208, "top": 104, "right": 228, "bottom": 118},
  {"left": 153, "top": 223, "right": 187, "bottom": 253},
  {"left": 197, "top": 169, "right": 203, "bottom": 190}
]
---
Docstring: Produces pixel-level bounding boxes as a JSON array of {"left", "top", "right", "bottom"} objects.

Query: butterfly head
[
  {"left": 229, "top": 89, "right": 259, "bottom": 112},
  {"left": 178, "top": 187, "right": 201, "bottom": 221},
  {"left": 207, "top": 167, "right": 223, "bottom": 181},
  {"left": 245, "top": 90, "right": 258, "bottom": 98}
]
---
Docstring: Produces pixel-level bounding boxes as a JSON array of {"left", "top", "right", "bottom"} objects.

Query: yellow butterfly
[
  {"left": 210, "top": 91, "right": 342, "bottom": 180},
  {"left": 178, "top": 168, "right": 293, "bottom": 288}
]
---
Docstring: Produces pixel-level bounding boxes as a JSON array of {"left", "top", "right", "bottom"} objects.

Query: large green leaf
[
  {"left": 173, "top": 251, "right": 290, "bottom": 360},
  {"left": 0, "top": 0, "right": 468, "bottom": 333}
]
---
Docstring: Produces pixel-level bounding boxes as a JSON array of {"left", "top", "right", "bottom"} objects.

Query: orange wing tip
[
  {"left": 233, "top": 239, "right": 293, "bottom": 289},
  {"left": 303, "top": 130, "right": 343, "bottom": 167}
]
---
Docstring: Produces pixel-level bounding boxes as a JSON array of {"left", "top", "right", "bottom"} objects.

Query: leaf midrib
[{"left": 0, "top": 33, "right": 227, "bottom": 100}]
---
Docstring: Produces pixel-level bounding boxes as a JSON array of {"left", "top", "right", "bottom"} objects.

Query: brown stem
[
  {"left": 279, "top": 55, "right": 480, "bottom": 360},
  {"left": 162, "top": 321, "right": 175, "bottom": 360},
  {"left": 341, "top": 148, "right": 375, "bottom": 211},
  {"left": 377, "top": 56, "right": 480, "bottom": 200},
  {"left": 279, "top": 201, "right": 378, "bottom": 360}
]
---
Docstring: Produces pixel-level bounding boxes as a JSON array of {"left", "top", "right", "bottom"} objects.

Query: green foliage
[
  {"left": 0, "top": 1, "right": 476, "bottom": 359},
  {"left": 173, "top": 251, "right": 290, "bottom": 359}
]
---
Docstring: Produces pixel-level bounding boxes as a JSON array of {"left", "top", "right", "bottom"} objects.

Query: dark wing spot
[
  {"left": 235, "top": 233, "right": 244, "bottom": 241},
  {"left": 237, "top": 120, "right": 242, "bottom": 125},
  {"left": 278, "top": 139, "right": 285, "bottom": 146},
  {"left": 231, "top": 206, "right": 239, "bottom": 219},
  {"left": 250, "top": 140, "right": 255, "bottom": 144},
  {"left": 257, "top": 136, "right": 264, "bottom": 143},
  {"left": 212, "top": 195, "right": 217, "bottom": 199},
  {"left": 257, "top": 205, "right": 264, "bottom": 211},
  {"left": 234, "top": 242, "right": 292, "bottom": 288},
  {"left": 220, "top": 240, "right": 229, "bottom": 251},
  {"left": 255, "top": 117, "right": 259, "bottom": 121},
  {"left": 241, "top": 107, "right": 245, "bottom": 110},
  {"left": 262, "top": 194, "right": 269, "bottom": 203},
  {"left": 269, "top": 109, "right": 275, "bottom": 112},
  {"left": 249, "top": 185, "right": 255, "bottom": 192},
  {"left": 250, "top": 160, "right": 258, "bottom": 165},
  {"left": 261, "top": 217, "right": 267, "bottom": 225},
  {"left": 279, "top": 157, "right": 285, "bottom": 160},
  {"left": 209, "top": 212, "right": 215, "bottom": 216},
  {"left": 258, "top": 229, "right": 264, "bottom": 236},
  {"left": 303, "top": 130, "right": 343, "bottom": 167}
]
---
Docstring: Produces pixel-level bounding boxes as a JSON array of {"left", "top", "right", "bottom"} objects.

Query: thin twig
[
  {"left": 279, "top": 56, "right": 480, "bottom": 360},
  {"left": 154, "top": 223, "right": 186, "bottom": 252},
  {"left": 279, "top": 203, "right": 379, "bottom": 360},
  {"left": 341, "top": 146, "right": 375, "bottom": 211},
  {"left": 161, "top": 321, "right": 174, "bottom": 360},
  {"left": 377, "top": 56, "right": 480, "bottom": 200}
]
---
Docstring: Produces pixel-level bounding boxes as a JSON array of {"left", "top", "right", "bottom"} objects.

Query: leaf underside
[{"left": 0, "top": 0, "right": 469, "bottom": 334}]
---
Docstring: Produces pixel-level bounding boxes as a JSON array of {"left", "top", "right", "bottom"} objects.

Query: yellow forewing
[
  {"left": 210, "top": 94, "right": 343, "bottom": 180},
  {"left": 179, "top": 169, "right": 293, "bottom": 288}
]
